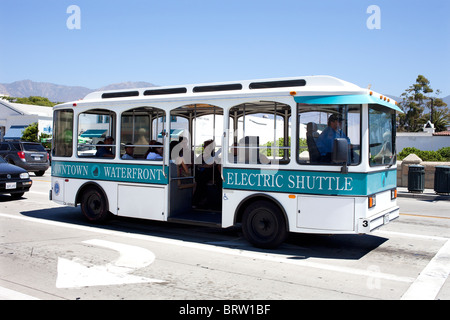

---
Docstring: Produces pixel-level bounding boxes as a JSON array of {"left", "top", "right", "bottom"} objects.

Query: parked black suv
[{"left": 0, "top": 141, "right": 50, "bottom": 176}]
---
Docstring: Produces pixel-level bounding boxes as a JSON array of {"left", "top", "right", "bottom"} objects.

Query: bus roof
[
  {"left": 66, "top": 75, "right": 399, "bottom": 111},
  {"left": 82, "top": 76, "right": 361, "bottom": 100}
]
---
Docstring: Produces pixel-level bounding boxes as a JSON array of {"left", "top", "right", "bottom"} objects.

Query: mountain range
[
  {"left": 0, "top": 79, "right": 449, "bottom": 106},
  {"left": 0, "top": 80, "right": 156, "bottom": 103}
]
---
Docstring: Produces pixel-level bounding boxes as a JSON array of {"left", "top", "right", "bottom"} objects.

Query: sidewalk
[{"left": 397, "top": 187, "right": 450, "bottom": 201}]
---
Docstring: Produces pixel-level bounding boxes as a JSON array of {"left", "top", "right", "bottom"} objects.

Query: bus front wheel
[
  {"left": 242, "top": 200, "right": 288, "bottom": 249},
  {"left": 81, "top": 187, "right": 110, "bottom": 223}
]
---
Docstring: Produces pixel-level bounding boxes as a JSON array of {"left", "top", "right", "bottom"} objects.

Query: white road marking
[
  {"left": 376, "top": 230, "right": 448, "bottom": 242},
  {"left": 56, "top": 239, "right": 164, "bottom": 288},
  {"left": 401, "top": 240, "right": 450, "bottom": 300},
  {"left": 0, "top": 286, "right": 40, "bottom": 300},
  {"left": 377, "top": 230, "right": 450, "bottom": 300}
]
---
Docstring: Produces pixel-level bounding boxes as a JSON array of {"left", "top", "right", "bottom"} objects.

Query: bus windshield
[{"left": 369, "top": 104, "right": 396, "bottom": 166}]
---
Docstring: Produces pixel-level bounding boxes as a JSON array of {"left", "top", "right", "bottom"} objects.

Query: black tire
[
  {"left": 80, "top": 187, "right": 110, "bottom": 223},
  {"left": 35, "top": 171, "right": 45, "bottom": 176},
  {"left": 10, "top": 192, "right": 24, "bottom": 199},
  {"left": 242, "top": 200, "right": 288, "bottom": 249}
]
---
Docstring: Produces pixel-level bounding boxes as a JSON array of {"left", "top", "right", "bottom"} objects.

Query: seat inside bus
[{"left": 306, "top": 122, "right": 321, "bottom": 163}]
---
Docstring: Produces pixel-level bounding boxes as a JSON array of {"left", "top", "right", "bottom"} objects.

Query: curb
[{"left": 397, "top": 188, "right": 450, "bottom": 201}]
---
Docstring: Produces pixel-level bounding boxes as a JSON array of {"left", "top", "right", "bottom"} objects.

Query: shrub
[
  {"left": 420, "top": 151, "right": 444, "bottom": 161},
  {"left": 437, "top": 147, "right": 450, "bottom": 161},
  {"left": 398, "top": 147, "right": 421, "bottom": 160},
  {"left": 398, "top": 147, "right": 445, "bottom": 161}
]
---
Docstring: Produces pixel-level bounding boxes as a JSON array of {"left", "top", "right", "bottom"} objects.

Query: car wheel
[
  {"left": 35, "top": 171, "right": 45, "bottom": 176},
  {"left": 10, "top": 192, "right": 25, "bottom": 199}
]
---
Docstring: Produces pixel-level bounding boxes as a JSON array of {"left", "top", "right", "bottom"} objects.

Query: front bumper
[
  {"left": 358, "top": 206, "right": 400, "bottom": 233},
  {"left": 0, "top": 180, "right": 33, "bottom": 194}
]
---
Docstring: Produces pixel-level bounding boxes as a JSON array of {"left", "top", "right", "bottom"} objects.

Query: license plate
[
  {"left": 383, "top": 213, "right": 390, "bottom": 224},
  {"left": 6, "top": 182, "right": 16, "bottom": 190},
  {"left": 32, "top": 154, "right": 43, "bottom": 160}
]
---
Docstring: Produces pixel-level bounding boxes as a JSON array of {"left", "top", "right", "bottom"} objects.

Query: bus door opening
[{"left": 168, "top": 104, "right": 223, "bottom": 225}]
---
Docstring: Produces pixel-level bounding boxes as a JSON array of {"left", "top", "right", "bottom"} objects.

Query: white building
[
  {"left": 397, "top": 122, "right": 450, "bottom": 152},
  {"left": 0, "top": 99, "right": 53, "bottom": 141}
]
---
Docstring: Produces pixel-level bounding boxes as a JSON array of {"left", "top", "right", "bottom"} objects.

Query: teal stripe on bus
[
  {"left": 294, "top": 94, "right": 402, "bottom": 112},
  {"left": 223, "top": 167, "right": 396, "bottom": 196},
  {"left": 52, "top": 161, "right": 169, "bottom": 185}
]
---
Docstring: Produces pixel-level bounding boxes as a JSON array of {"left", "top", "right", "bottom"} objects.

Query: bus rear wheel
[
  {"left": 81, "top": 187, "right": 110, "bottom": 223},
  {"left": 242, "top": 200, "right": 287, "bottom": 249}
]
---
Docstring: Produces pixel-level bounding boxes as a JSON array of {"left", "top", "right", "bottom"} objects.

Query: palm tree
[{"left": 422, "top": 108, "right": 450, "bottom": 132}]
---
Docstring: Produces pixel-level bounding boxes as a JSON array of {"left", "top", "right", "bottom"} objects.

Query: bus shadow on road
[
  {"left": 20, "top": 206, "right": 388, "bottom": 261},
  {"left": 285, "top": 232, "right": 388, "bottom": 260}
]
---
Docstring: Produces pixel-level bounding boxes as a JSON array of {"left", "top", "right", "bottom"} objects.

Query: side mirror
[{"left": 332, "top": 138, "right": 349, "bottom": 174}]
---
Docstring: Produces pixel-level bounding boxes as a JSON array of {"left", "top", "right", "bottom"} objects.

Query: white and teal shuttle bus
[{"left": 50, "top": 76, "right": 400, "bottom": 248}]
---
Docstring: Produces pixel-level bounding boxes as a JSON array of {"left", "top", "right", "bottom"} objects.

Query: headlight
[{"left": 20, "top": 172, "right": 29, "bottom": 179}]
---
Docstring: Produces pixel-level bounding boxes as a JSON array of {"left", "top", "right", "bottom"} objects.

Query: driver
[{"left": 316, "top": 114, "right": 350, "bottom": 162}]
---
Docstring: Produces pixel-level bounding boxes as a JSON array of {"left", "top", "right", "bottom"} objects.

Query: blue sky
[{"left": 0, "top": 0, "right": 449, "bottom": 97}]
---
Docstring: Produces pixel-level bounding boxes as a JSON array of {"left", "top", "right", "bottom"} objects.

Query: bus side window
[
  {"left": 120, "top": 106, "right": 166, "bottom": 160},
  {"left": 229, "top": 102, "right": 291, "bottom": 165},
  {"left": 77, "top": 110, "right": 116, "bottom": 158},
  {"left": 53, "top": 109, "right": 74, "bottom": 157}
]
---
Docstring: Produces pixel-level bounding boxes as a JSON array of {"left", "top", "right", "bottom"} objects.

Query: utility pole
[{"left": 430, "top": 98, "right": 434, "bottom": 124}]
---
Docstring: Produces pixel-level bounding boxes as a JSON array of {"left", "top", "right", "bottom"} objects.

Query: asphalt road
[{"left": 0, "top": 169, "right": 449, "bottom": 302}]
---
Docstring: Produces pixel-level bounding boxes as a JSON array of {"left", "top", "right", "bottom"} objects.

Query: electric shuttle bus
[{"left": 50, "top": 76, "right": 400, "bottom": 248}]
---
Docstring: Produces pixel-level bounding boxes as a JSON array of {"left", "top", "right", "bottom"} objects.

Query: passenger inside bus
[
  {"left": 146, "top": 141, "right": 163, "bottom": 160},
  {"left": 121, "top": 143, "right": 134, "bottom": 160},
  {"left": 95, "top": 136, "right": 115, "bottom": 158}
]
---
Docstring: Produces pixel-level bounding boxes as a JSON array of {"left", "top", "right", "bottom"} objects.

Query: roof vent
[
  {"left": 193, "top": 83, "right": 243, "bottom": 93},
  {"left": 144, "top": 87, "right": 187, "bottom": 96},
  {"left": 102, "top": 91, "right": 139, "bottom": 99},
  {"left": 249, "top": 79, "right": 306, "bottom": 89}
]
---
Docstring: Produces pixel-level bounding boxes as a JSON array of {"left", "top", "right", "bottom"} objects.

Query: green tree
[
  {"left": 2, "top": 96, "right": 57, "bottom": 107},
  {"left": 397, "top": 75, "right": 448, "bottom": 132},
  {"left": 21, "top": 122, "right": 39, "bottom": 142}
]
